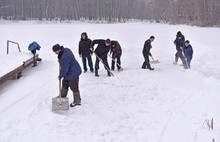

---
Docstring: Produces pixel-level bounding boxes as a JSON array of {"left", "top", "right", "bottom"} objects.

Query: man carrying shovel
[
  {"left": 52, "top": 44, "right": 82, "bottom": 107},
  {"left": 141, "top": 36, "right": 155, "bottom": 70}
]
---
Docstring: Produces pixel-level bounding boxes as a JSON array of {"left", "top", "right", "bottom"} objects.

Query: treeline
[{"left": 0, "top": 0, "right": 219, "bottom": 26}]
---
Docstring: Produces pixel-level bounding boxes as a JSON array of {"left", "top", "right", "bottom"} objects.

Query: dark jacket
[
  {"left": 79, "top": 36, "right": 92, "bottom": 55},
  {"left": 174, "top": 33, "right": 185, "bottom": 50},
  {"left": 183, "top": 44, "right": 193, "bottom": 59},
  {"left": 58, "top": 47, "right": 82, "bottom": 80},
  {"left": 91, "top": 39, "right": 111, "bottom": 58},
  {"left": 110, "top": 40, "right": 122, "bottom": 56},
  {"left": 142, "top": 39, "right": 152, "bottom": 56}
]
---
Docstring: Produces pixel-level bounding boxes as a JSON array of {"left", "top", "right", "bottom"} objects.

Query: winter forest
[{"left": 0, "top": 0, "right": 219, "bottom": 26}]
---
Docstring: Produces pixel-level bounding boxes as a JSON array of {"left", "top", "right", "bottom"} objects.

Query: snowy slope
[{"left": 0, "top": 22, "right": 219, "bottom": 142}]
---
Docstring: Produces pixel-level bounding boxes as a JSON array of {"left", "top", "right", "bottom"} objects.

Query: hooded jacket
[
  {"left": 79, "top": 33, "right": 92, "bottom": 55},
  {"left": 174, "top": 32, "right": 185, "bottom": 50}
]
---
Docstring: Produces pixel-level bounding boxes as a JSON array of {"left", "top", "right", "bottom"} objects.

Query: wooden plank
[{"left": 0, "top": 54, "right": 40, "bottom": 86}]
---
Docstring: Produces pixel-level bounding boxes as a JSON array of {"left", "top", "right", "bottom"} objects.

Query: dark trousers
[
  {"left": 82, "top": 54, "right": 93, "bottom": 71},
  {"left": 142, "top": 54, "right": 151, "bottom": 68},
  {"left": 111, "top": 53, "right": 121, "bottom": 70},
  {"left": 62, "top": 77, "right": 79, "bottom": 93},
  {"left": 95, "top": 55, "right": 110, "bottom": 71},
  {"left": 175, "top": 50, "right": 184, "bottom": 63}
]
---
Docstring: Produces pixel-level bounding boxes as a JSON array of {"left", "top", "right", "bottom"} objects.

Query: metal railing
[{"left": 7, "top": 40, "right": 21, "bottom": 54}]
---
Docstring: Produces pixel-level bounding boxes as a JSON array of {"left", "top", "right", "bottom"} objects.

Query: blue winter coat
[
  {"left": 59, "top": 48, "right": 82, "bottom": 80},
  {"left": 183, "top": 44, "right": 193, "bottom": 59},
  {"left": 174, "top": 33, "right": 185, "bottom": 50},
  {"left": 28, "top": 41, "right": 41, "bottom": 51}
]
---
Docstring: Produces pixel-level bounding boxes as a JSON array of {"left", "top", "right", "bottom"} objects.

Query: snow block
[{"left": 52, "top": 97, "right": 69, "bottom": 111}]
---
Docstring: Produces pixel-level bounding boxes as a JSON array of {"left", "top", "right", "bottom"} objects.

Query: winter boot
[
  {"left": 148, "top": 67, "right": 154, "bottom": 70},
  {"left": 60, "top": 88, "right": 68, "bottom": 98},
  {"left": 70, "top": 92, "right": 81, "bottom": 107},
  {"left": 95, "top": 69, "right": 99, "bottom": 77}
]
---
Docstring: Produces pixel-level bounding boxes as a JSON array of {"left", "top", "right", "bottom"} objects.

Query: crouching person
[{"left": 52, "top": 44, "right": 82, "bottom": 107}]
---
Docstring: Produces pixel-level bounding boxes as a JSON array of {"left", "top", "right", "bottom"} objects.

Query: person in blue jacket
[
  {"left": 52, "top": 44, "right": 82, "bottom": 107},
  {"left": 182, "top": 40, "right": 193, "bottom": 69},
  {"left": 173, "top": 31, "right": 185, "bottom": 65}
]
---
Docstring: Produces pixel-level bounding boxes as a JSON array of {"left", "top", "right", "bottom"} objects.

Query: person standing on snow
[
  {"left": 79, "top": 32, "right": 94, "bottom": 73},
  {"left": 52, "top": 44, "right": 82, "bottom": 107},
  {"left": 141, "top": 36, "right": 155, "bottom": 70},
  {"left": 110, "top": 40, "right": 122, "bottom": 71},
  {"left": 182, "top": 40, "right": 193, "bottom": 69},
  {"left": 91, "top": 39, "right": 112, "bottom": 77},
  {"left": 173, "top": 31, "right": 185, "bottom": 65}
]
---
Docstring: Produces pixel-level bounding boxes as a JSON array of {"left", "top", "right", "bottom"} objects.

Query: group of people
[
  {"left": 79, "top": 32, "right": 122, "bottom": 77},
  {"left": 173, "top": 31, "right": 193, "bottom": 69},
  {"left": 51, "top": 31, "right": 193, "bottom": 108},
  {"left": 52, "top": 32, "right": 122, "bottom": 107}
]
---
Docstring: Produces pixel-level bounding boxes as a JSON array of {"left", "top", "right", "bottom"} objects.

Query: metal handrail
[{"left": 7, "top": 40, "right": 21, "bottom": 54}]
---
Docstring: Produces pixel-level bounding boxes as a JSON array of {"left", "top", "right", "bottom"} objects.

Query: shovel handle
[
  {"left": 59, "top": 79, "right": 61, "bottom": 97},
  {"left": 150, "top": 55, "right": 154, "bottom": 61}
]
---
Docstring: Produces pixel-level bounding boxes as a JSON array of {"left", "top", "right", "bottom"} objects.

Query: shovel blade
[
  {"left": 150, "top": 60, "right": 160, "bottom": 64},
  {"left": 52, "top": 97, "right": 69, "bottom": 111}
]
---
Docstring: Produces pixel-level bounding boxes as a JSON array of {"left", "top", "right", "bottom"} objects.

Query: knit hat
[{"left": 52, "top": 44, "right": 61, "bottom": 52}]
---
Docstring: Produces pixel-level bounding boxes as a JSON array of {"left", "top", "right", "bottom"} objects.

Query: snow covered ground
[{"left": 0, "top": 22, "right": 219, "bottom": 142}]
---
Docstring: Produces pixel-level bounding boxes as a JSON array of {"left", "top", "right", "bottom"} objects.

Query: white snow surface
[{"left": 0, "top": 22, "right": 219, "bottom": 142}]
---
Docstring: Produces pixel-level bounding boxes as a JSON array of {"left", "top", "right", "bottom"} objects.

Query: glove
[{"left": 90, "top": 48, "right": 93, "bottom": 51}]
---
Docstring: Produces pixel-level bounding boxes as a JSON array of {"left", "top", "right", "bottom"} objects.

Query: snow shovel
[
  {"left": 150, "top": 56, "right": 160, "bottom": 64},
  {"left": 52, "top": 79, "right": 69, "bottom": 111},
  {"left": 108, "top": 54, "right": 123, "bottom": 71},
  {"left": 92, "top": 50, "right": 114, "bottom": 76},
  {"left": 180, "top": 47, "right": 190, "bottom": 69}
]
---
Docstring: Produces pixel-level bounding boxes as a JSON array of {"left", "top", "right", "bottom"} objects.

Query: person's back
[
  {"left": 59, "top": 47, "right": 82, "bottom": 80},
  {"left": 93, "top": 39, "right": 110, "bottom": 57}
]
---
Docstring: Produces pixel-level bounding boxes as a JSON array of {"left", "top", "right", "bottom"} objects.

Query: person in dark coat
[
  {"left": 52, "top": 44, "right": 82, "bottom": 107},
  {"left": 79, "top": 32, "right": 94, "bottom": 73},
  {"left": 142, "top": 36, "right": 155, "bottom": 70},
  {"left": 110, "top": 40, "right": 122, "bottom": 71},
  {"left": 91, "top": 39, "right": 111, "bottom": 77},
  {"left": 173, "top": 31, "right": 185, "bottom": 65},
  {"left": 182, "top": 40, "right": 193, "bottom": 69}
]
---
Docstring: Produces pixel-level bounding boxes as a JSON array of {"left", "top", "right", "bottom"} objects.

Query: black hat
[
  {"left": 52, "top": 44, "right": 61, "bottom": 52},
  {"left": 105, "top": 38, "right": 111, "bottom": 44},
  {"left": 177, "top": 31, "right": 181, "bottom": 35}
]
